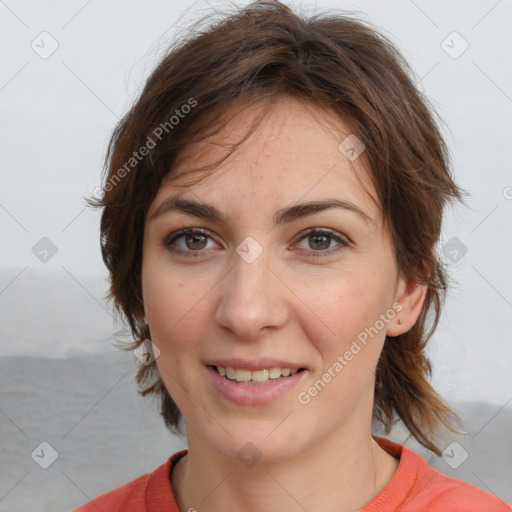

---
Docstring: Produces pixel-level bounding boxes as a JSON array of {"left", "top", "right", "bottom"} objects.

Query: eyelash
[{"left": 164, "top": 227, "right": 349, "bottom": 258}]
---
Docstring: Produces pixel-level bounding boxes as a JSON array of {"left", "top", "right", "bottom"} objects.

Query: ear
[{"left": 386, "top": 275, "right": 428, "bottom": 337}]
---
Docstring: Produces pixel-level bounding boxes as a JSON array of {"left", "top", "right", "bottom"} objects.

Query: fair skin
[{"left": 141, "top": 96, "right": 427, "bottom": 512}]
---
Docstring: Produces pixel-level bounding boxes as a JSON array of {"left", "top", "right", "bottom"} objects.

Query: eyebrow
[{"left": 149, "top": 196, "right": 372, "bottom": 226}]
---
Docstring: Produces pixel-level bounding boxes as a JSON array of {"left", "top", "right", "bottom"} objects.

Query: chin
[{"left": 200, "top": 419, "right": 309, "bottom": 466}]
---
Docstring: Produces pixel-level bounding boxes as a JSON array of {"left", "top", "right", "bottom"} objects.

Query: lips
[{"left": 206, "top": 364, "right": 307, "bottom": 405}]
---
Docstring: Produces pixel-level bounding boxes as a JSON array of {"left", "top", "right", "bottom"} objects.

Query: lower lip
[{"left": 206, "top": 365, "right": 307, "bottom": 406}]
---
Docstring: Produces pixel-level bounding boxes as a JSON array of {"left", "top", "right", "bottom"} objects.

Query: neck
[{"left": 172, "top": 425, "right": 399, "bottom": 512}]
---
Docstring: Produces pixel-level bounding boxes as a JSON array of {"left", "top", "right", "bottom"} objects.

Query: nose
[{"left": 214, "top": 244, "right": 290, "bottom": 341}]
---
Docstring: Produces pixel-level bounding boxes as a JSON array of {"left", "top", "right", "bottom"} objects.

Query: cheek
[
  {"left": 303, "top": 271, "right": 392, "bottom": 370},
  {"left": 144, "top": 268, "right": 210, "bottom": 405},
  {"left": 309, "top": 276, "right": 379, "bottom": 337},
  {"left": 303, "top": 284, "right": 388, "bottom": 411},
  {"left": 142, "top": 258, "right": 209, "bottom": 351}
]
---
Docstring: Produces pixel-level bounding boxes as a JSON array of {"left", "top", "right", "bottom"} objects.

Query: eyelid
[
  {"left": 164, "top": 226, "right": 349, "bottom": 257},
  {"left": 293, "top": 227, "right": 349, "bottom": 245},
  {"left": 164, "top": 227, "right": 218, "bottom": 247},
  {"left": 291, "top": 227, "right": 349, "bottom": 257}
]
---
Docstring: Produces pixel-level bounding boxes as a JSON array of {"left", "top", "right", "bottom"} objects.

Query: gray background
[{"left": 1, "top": 0, "right": 511, "bottom": 510}]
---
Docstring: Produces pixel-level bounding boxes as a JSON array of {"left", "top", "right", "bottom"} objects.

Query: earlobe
[{"left": 386, "top": 278, "right": 428, "bottom": 337}]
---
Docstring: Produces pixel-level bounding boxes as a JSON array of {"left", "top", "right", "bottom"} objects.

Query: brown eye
[
  {"left": 308, "top": 233, "right": 331, "bottom": 251},
  {"left": 294, "top": 228, "right": 349, "bottom": 257},
  {"left": 184, "top": 232, "right": 207, "bottom": 250},
  {"left": 164, "top": 228, "right": 217, "bottom": 256}
]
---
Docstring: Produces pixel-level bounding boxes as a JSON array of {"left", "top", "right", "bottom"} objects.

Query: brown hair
[{"left": 88, "top": 0, "right": 467, "bottom": 455}]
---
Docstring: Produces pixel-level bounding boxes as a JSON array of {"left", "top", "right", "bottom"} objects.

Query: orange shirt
[{"left": 72, "top": 436, "right": 511, "bottom": 511}]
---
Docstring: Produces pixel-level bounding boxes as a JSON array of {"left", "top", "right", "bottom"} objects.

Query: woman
[{"left": 75, "top": 1, "right": 511, "bottom": 510}]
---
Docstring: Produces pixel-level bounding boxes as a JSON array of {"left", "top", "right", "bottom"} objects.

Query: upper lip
[{"left": 204, "top": 358, "right": 307, "bottom": 371}]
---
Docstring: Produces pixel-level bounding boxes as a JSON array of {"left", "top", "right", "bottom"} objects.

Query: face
[{"left": 142, "top": 96, "right": 421, "bottom": 464}]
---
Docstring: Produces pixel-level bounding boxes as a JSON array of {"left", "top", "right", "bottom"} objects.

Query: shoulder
[
  {"left": 70, "top": 450, "right": 187, "bottom": 512},
  {"left": 70, "top": 472, "right": 152, "bottom": 512},
  {"left": 368, "top": 437, "right": 511, "bottom": 512},
  {"left": 403, "top": 471, "right": 512, "bottom": 511},
  {"left": 423, "top": 479, "right": 512, "bottom": 511},
  {"left": 398, "top": 445, "right": 511, "bottom": 512}
]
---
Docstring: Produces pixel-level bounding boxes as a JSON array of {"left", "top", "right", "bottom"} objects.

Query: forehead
[{"left": 156, "top": 96, "right": 380, "bottom": 223}]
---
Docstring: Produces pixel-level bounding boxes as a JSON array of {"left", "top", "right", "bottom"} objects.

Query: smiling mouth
[{"left": 211, "top": 365, "right": 306, "bottom": 384}]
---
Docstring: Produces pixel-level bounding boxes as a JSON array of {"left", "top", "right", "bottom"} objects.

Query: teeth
[
  {"left": 251, "top": 369, "right": 268, "bottom": 382},
  {"left": 215, "top": 366, "right": 300, "bottom": 383},
  {"left": 269, "top": 367, "right": 281, "bottom": 379},
  {"left": 235, "top": 369, "right": 252, "bottom": 382}
]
